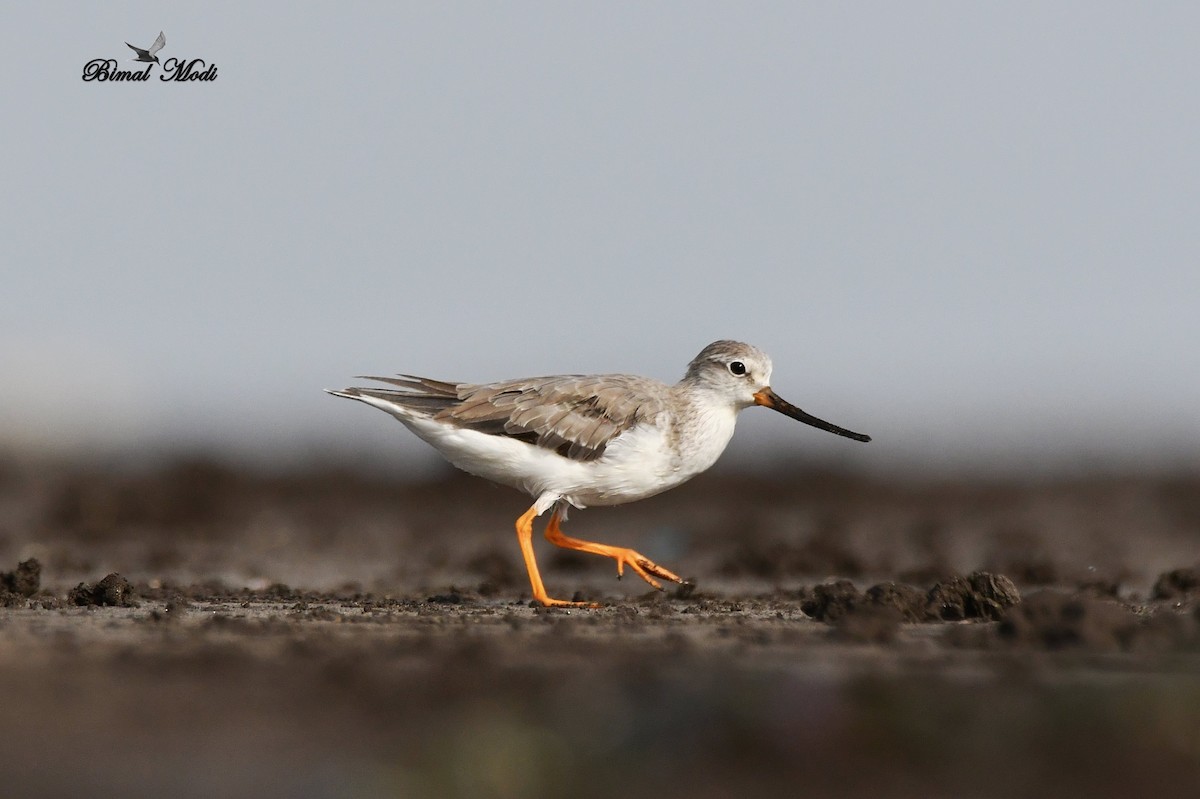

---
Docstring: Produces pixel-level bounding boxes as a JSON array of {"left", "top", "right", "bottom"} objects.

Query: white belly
[{"left": 400, "top": 406, "right": 737, "bottom": 512}]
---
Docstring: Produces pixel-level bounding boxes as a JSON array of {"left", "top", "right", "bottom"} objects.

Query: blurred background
[{"left": 1, "top": 2, "right": 1197, "bottom": 477}]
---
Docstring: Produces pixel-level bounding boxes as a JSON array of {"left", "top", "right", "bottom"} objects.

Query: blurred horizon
[
  {"left": 3, "top": 428, "right": 1196, "bottom": 481},
  {"left": 2, "top": 3, "right": 1197, "bottom": 477}
]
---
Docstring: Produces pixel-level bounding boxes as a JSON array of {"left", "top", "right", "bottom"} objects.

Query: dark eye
[{"left": 728, "top": 361, "right": 747, "bottom": 376}]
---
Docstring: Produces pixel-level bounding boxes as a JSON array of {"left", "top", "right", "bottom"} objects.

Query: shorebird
[
  {"left": 126, "top": 31, "right": 166, "bottom": 63},
  {"left": 328, "top": 340, "right": 870, "bottom": 607}
]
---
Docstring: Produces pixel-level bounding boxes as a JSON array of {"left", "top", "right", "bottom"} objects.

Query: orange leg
[
  {"left": 544, "top": 507, "right": 685, "bottom": 591},
  {"left": 515, "top": 505, "right": 599, "bottom": 608}
]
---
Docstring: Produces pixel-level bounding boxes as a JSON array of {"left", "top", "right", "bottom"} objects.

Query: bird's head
[
  {"left": 684, "top": 340, "right": 871, "bottom": 442},
  {"left": 684, "top": 340, "right": 774, "bottom": 408}
]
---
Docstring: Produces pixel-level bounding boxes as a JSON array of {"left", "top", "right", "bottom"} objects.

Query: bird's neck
[{"left": 668, "top": 386, "right": 739, "bottom": 477}]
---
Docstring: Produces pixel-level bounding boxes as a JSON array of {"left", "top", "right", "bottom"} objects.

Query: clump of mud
[
  {"left": 69, "top": 573, "right": 138, "bottom": 607},
  {"left": 866, "top": 582, "right": 932, "bottom": 622},
  {"left": 0, "top": 559, "right": 41, "bottom": 606},
  {"left": 801, "top": 579, "right": 864, "bottom": 622},
  {"left": 997, "top": 590, "right": 1136, "bottom": 650},
  {"left": 927, "top": 572, "right": 1021, "bottom": 621},
  {"left": 1, "top": 559, "right": 40, "bottom": 596},
  {"left": 995, "top": 589, "right": 1200, "bottom": 652},
  {"left": 1152, "top": 568, "right": 1200, "bottom": 600},
  {"left": 801, "top": 571, "right": 1021, "bottom": 626}
]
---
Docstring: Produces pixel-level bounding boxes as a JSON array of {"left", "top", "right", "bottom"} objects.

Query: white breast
[{"left": 399, "top": 400, "right": 738, "bottom": 512}]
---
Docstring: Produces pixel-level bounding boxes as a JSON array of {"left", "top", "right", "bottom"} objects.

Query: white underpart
[{"left": 350, "top": 391, "right": 740, "bottom": 517}]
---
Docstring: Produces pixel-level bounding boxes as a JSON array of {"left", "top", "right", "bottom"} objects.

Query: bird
[
  {"left": 328, "top": 340, "right": 871, "bottom": 607},
  {"left": 126, "top": 31, "right": 166, "bottom": 63}
]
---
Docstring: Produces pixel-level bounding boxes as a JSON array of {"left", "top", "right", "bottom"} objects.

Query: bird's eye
[{"left": 728, "top": 361, "right": 747, "bottom": 376}]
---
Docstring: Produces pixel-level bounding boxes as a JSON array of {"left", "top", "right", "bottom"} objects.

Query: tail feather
[
  {"left": 352, "top": 375, "right": 461, "bottom": 397},
  {"left": 326, "top": 380, "right": 462, "bottom": 419}
]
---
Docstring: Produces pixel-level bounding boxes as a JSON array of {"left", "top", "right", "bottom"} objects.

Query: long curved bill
[{"left": 753, "top": 388, "right": 871, "bottom": 443}]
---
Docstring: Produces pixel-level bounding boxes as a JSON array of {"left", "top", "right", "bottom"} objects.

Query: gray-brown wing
[{"left": 443, "top": 374, "right": 668, "bottom": 461}]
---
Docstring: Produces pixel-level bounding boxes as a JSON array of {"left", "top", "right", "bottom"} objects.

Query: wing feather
[
  {"left": 149, "top": 31, "right": 166, "bottom": 56},
  {"left": 440, "top": 374, "right": 667, "bottom": 461},
  {"left": 332, "top": 372, "right": 668, "bottom": 461}
]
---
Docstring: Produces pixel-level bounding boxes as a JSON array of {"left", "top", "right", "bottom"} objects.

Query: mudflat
[{"left": 1, "top": 460, "right": 1198, "bottom": 798}]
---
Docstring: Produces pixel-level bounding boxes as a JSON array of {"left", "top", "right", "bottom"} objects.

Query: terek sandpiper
[{"left": 328, "top": 340, "right": 870, "bottom": 607}]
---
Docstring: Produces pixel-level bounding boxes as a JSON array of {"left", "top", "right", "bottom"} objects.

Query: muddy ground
[{"left": 0, "top": 457, "right": 1198, "bottom": 798}]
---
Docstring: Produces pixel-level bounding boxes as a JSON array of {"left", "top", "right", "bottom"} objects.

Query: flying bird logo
[
  {"left": 125, "top": 31, "right": 166, "bottom": 63},
  {"left": 81, "top": 32, "right": 217, "bottom": 83}
]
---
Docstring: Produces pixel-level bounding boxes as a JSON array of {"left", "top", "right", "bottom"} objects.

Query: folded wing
[{"left": 335, "top": 374, "right": 666, "bottom": 462}]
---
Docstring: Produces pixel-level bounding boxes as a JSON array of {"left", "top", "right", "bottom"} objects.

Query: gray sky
[{"left": 2, "top": 3, "right": 1198, "bottom": 473}]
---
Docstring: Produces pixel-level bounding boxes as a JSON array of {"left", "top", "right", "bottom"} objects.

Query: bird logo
[{"left": 125, "top": 31, "right": 166, "bottom": 63}]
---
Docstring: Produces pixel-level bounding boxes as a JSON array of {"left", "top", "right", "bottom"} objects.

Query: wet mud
[{"left": 0, "top": 459, "right": 1198, "bottom": 797}]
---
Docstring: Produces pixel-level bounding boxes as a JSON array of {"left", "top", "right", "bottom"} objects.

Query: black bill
[{"left": 753, "top": 388, "right": 871, "bottom": 443}]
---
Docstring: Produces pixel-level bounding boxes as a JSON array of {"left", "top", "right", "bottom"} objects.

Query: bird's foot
[
  {"left": 533, "top": 592, "right": 601, "bottom": 609},
  {"left": 611, "top": 549, "right": 685, "bottom": 590}
]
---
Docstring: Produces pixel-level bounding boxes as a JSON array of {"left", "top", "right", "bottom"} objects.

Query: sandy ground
[{"left": 1, "top": 458, "right": 1198, "bottom": 798}]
